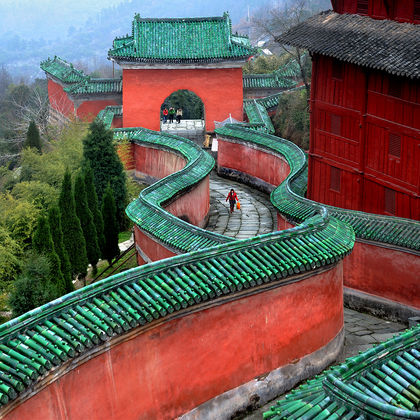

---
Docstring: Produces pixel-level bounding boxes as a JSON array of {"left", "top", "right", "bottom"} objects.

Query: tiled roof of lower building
[
  {"left": 108, "top": 13, "right": 255, "bottom": 63},
  {"left": 65, "top": 77, "right": 122, "bottom": 95},
  {"left": 276, "top": 11, "right": 420, "bottom": 79},
  {"left": 40, "top": 56, "right": 87, "bottom": 84}
]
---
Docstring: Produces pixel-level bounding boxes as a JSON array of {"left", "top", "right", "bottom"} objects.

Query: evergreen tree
[
  {"left": 82, "top": 120, "right": 127, "bottom": 230},
  {"left": 83, "top": 165, "right": 105, "bottom": 256},
  {"left": 24, "top": 120, "right": 42, "bottom": 153},
  {"left": 101, "top": 184, "right": 120, "bottom": 265},
  {"left": 48, "top": 206, "right": 73, "bottom": 293},
  {"left": 74, "top": 172, "right": 101, "bottom": 275},
  {"left": 9, "top": 251, "right": 55, "bottom": 317},
  {"left": 32, "top": 215, "right": 66, "bottom": 296},
  {"left": 58, "top": 170, "right": 88, "bottom": 278}
]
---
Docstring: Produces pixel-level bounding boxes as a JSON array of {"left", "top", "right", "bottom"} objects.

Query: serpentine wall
[{"left": 0, "top": 90, "right": 418, "bottom": 419}]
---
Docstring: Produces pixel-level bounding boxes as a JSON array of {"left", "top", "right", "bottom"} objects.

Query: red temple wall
[
  {"left": 164, "top": 176, "right": 210, "bottom": 228},
  {"left": 309, "top": 55, "right": 419, "bottom": 219},
  {"left": 134, "top": 143, "right": 186, "bottom": 181},
  {"left": 217, "top": 139, "right": 290, "bottom": 188},
  {"left": 4, "top": 263, "right": 343, "bottom": 420},
  {"left": 76, "top": 99, "right": 119, "bottom": 121},
  {"left": 134, "top": 225, "right": 176, "bottom": 263},
  {"left": 343, "top": 241, "right": 420, "bottom": 309},
  {"left": 122, "top": 67, "right": 244, "bottom": 132},
  {"left": 47, "top": 79, "right": 74, "bottom": 117}
]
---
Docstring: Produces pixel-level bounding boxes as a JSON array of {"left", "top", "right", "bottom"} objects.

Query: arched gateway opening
[{"left": 160, "top": 90, "right": 205, "bottom": 145}]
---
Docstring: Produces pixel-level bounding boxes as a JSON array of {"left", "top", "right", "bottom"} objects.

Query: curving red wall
[
  {"left": 47, "top": 79, "right": 74, "bottom": 117},
  {"left": 132, "top": 144, "right": 210, "bottom": 263},
  {"left": 343, "top": 241, "right": 420, "bottom": 309},
  {"left": 165, "top": 176, "right": 210, "bottom": 228},
  {"left": 4, "top": 263, "right": 343, "bottom": 420},
  {"left": 134, "top": 143, "right": 186, "bottom": 181},
  {"left": 134, "top": 225, "right": 176, "bottom": 264},
  {"left": 218, "top": 139, "right": 290, "bottom": 187},
  {"left": 122, "top": 68, "right": 244, "bottom": 132}
]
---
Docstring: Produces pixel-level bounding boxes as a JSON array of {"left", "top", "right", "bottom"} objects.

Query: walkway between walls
[{"left": 206, "top": 174, "right": 278, "bottom": 239}]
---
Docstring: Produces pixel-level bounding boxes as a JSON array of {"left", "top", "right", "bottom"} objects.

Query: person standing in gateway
[
  {"left": 168, "top": 107, "right": 175, "bottom": 123},
  {"left": 176, "top": 108, "right": 183, "bottom": 124}
]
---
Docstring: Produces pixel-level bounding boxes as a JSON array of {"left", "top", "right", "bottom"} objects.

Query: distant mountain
[{"left": 0, "top": 0, "right": 263, "bottom": 78}]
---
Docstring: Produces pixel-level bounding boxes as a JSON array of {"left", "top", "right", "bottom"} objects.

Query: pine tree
[
  {"left": 74, "top": 172, "right": 101, "bottom": 275},
  {"left": 83, "top": 165, "right": 105, "bottom": 256},
  {"left": 32, "top": 215, "right": 66, "bottom": 296},
  {"left": 24, "top": 120, "right": 42, "bottom": 153},
  {"left": 48, "top": 206, "right": 74, "bottom": 293},
  {"left": 82, "top": 120, "right": 127, "bottom": 230},
  {"left": 58, "top": 170, "right": 88, "bottom": 278},
  {"left": 101, "top": 184, "right": 120, "bottom": 265}
]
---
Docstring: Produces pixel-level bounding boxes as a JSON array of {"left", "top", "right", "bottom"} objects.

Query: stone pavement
[
  {"left": 160, "top": 119, "right": 205, "bottom": 145},
  {"left": 206, "top": 175, "right": 277, "bottom": 239},
  {"left": 339, "top": 307, "right": 406, "bottom": 361}
]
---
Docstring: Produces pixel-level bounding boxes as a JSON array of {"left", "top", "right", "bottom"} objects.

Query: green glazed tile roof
[
  {"left": 108, "top": 13, "right": 255, "bottom": 63},
  {"left": 243, "top": 73, "right": 297, "bottom": 89},
  {"left": 40, "top": 56, "right": 87, "bottom": 84},
  {"left": 264, "top": 324, "right": 420, "bottom": 419},
  {"left": 243, "top": 55, "right": 303, "bottom": 90},
  {"left": 65, "top": 77, "right": 122, "bottom": 95},
  {"left": 97, "top": 106, "right": 122, "bottom": 129}
]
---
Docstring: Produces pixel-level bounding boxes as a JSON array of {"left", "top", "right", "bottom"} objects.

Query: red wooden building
[{"left": 279, "top": 0, "right": 420, "bottom": 219}]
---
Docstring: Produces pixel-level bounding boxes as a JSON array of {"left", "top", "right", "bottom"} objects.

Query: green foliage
[
  {"left": 242, "top": 54, "right": 290, "bottom": 74},
  {"left": 82, "top": 120, "right": 127, "bottom": 230},
  {"left": 11, "top": 180, "right": 58, "bottom": 212},
  {"left": 74, "top": 172, "right": 100, "bottom": 273},
  {"left": 0, "top": 192, "right": 39, "bottom": 247},
  {"left": 101, "top": 184, "right": 120, "bottom": 265},
  {"left": 0, "top": 226, "right": 21, "bottom": 291},
  {"left": 8, "top": 251, "right": 56, "bottom": 318},
  {"left": 161, "top": 90, "right": 203, "bottom": 120},
  {"left": 58, "top": 170, "right": 88, "bottom": 277},
  {"left": 24, "top": 120, "right": 42, "bottom": 152},
  {"left": 32, "top": 215, "right": 66, "bottom": 296},
  {"left": 0, "top": 166, "right": 18, "bottom": 192},
  {"left": 48, "top": 206, "right": 73, "bottom": 294},
  {"left": 273, "top": 89, "right": 310, "bottom": 150},
  {"left": 83, "top": 165, "right": 105, "bottom": 256},
  {"left": 19, "top": 121, "right": 86, "bottom": 188}
]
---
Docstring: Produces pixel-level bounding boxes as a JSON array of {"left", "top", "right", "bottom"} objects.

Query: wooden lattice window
[
  {"left": 332, "top": 60, "right": 343, "bottom": 80},
  {"left": 415, "top": 0, "right": 420, "bottom": 20},
  {"left": 331, "top": 114, "right": 342, "bottom": 136},
  {"left": 330, "top": 166, "right": 341, "bottom": 192},
  {"left": 388, "top": 133, "right": 401, "bottom": 158},
  {"left": 388, "top": 78, "right": 403, "bottom": 98},
  {"left": 357, "top": 0, "right": 369, "bottom": 14},
  {"left": 384, "top": 188, "right": 396, "bottom": 215}
]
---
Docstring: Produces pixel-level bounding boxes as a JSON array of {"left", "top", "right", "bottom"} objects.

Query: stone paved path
[
  {"left": 206, "top": 175, "right": 277, "bottom": 239},
  {"left": 160, "top": 118, "right": 204, "bottom": 132}
]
